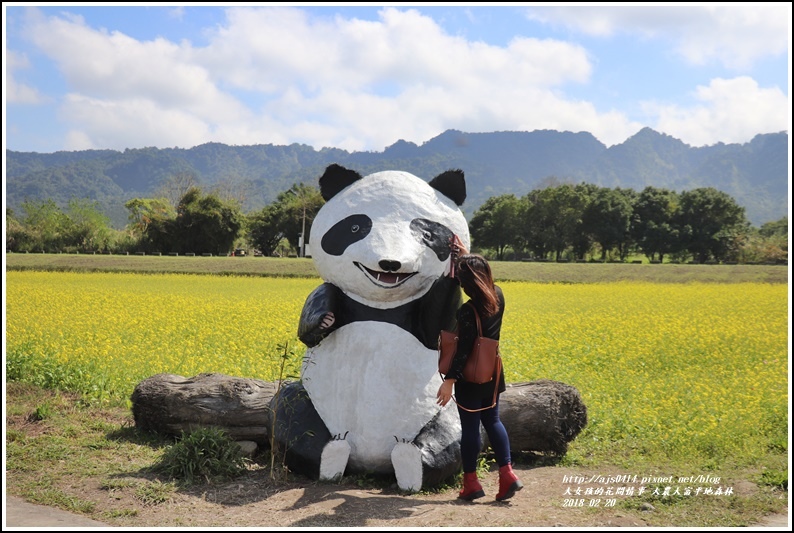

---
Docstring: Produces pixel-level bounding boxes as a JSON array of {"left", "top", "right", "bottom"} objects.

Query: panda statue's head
[{"left": 310, "top": 164, "right": 471, "bottom": 309}]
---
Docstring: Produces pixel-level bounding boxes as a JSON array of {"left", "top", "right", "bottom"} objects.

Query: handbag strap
[
  {"left": 454, "top": 357, "right": 501, "bottom": 413},
  {"left": 466, "top": 302, "right": 483, "bottom": 337}
]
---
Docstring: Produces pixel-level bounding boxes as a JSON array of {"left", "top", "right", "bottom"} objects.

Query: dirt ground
[
  {"left": 4, "top": 383, "right": 788, "bottom": 528},
  {"left": 69, "top": 465, "right": 651, "bottom": 528},
  {"left": 23, "top": 461, "right": 786, "bottom": 529}
]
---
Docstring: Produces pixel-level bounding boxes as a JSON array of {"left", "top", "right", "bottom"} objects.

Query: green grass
[
  {"left": 490, "top": 260, "right": 787, "bottom": 284},
  {"left": 4, "top": 382, "right": 786, "bottom": 527},
  {"left": 4, "top": 252, "right": 319, "bottom": 278},
  {"left": 4, "top": 252, "right": 788, "bottom": 283},
  {"left": 3, "top": 381, "right": 290, "bottom": 525}
]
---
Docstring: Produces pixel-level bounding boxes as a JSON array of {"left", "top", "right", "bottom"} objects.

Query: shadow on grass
[{"left": 106, "top": 425, "right": 174, "bottom": 450}]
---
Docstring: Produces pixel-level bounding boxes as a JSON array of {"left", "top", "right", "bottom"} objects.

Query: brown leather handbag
[
  {"left": 438, "top": 303, "right": 501, "bottom": 384},
  {"left": 437, "top": 329, "right": 458, "bottom": 377}
]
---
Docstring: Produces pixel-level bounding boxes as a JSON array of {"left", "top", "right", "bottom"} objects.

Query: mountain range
[{"left": 5, "top": 127, "right": 789, "bottom": 228}]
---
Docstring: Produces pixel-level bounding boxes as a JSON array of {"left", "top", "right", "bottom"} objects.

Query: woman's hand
[
  {"left": 448, "top": 234, "right": 468, "bottom": 278},
  {"left": 319, "top": 312, "right": 335, "bottom": 329},
  {"left": 450, "top": 234, "right": 469, "bottom": 257},
  {"left": 436, "top": 378, "right": 456, "bottom": 407}
]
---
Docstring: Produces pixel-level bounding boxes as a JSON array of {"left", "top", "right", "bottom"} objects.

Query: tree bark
[
  {"left": 131, "top": 373, "right": 587, "bottom": 454},
  {"left": 130, "top": 373, "right": 279, "bottom": 444},
  {"left": 496, "top": 379, "right": 588, "bottom": 455}
]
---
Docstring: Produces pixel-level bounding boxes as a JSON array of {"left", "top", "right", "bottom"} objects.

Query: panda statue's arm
[
  {"left": 418, "top": 276, "right": 463, "bottom": 349},
  {"left": 298, "top": 282, "right": 342, "bottom": 347}
]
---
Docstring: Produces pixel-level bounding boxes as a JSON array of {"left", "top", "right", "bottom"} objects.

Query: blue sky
[{"left": 3, "top": 3, "right": 791, "bottom": 154}]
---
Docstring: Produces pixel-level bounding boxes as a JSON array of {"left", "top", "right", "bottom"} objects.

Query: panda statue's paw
[
  {"left": 319, "top": 438, "right": 350, "bottom": 482},
  {"left": 391, "top": 441, "right": 423, "bottom": 493}
]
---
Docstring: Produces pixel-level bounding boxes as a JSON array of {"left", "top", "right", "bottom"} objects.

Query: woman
[{"left": 436, "top": 236, "right": 523, "bottom": 502}]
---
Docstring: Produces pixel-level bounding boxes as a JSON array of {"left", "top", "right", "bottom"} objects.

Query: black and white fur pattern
[{"left": 284, "top": 164, "right": 470, "bottom": 491}]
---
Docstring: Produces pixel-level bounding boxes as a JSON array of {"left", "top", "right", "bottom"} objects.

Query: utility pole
[
  {"left": 289, "top": 188, "right": 308, "bottom": 258},
  {"left": 300, "top": 201, "right": 306, "bottom": 258}
]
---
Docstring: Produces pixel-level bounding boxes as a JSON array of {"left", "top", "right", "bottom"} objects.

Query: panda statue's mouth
[{"left": 355, "top": 262, "right": 417, "bottom": 288}]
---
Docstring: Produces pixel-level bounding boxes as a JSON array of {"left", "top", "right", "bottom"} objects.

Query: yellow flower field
[
  {"left": 6, "top": 272, "right": 316, "bottom": 393},
  {"left": 499, "top": 281, "right": 788, "bottom": 467},
  {"left": 5, "top": 272, "right": 788, "bottom": 469}
]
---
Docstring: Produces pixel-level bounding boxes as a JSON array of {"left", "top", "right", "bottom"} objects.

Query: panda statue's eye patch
[
  {"left": 410, "top": 218, "right": 455, "bottom": 261},
  {"left": 321, "top": 214, "right": 372, "bottom": 256}
]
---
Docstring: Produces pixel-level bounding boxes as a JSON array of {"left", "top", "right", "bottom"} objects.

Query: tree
[
  {"left": 521, "top": 189, "right": 552, "bottom": 260},
  {"left": 212, "top": 174, "right": 250, "bottom": 211},
  {"left": 280, "top": 184, "right": 325, "bottom": 256},
  {"left": 631, "top": 187, "right": 680, "bottom": 262},
  {"left": 523, "top": 185, "right": 589, "bottom": 261},
  {"left": 125, "top": 197, "right": 176, "bottom": 253},
  {"left": 172, "top": 187, "right": 244, "bottom": 256},
  {"left": 14, "top": 199, "right": 70, "bottom": 252},
  {"left": 758, "top": 217, "right": 788, "bottom": 239},
  {"left": 469, "top": 194, "right": 522, "bottom": 259},
  {"left": 739, "top": 216, "right": 788, "bottom": 263},
  {"left": 6, "top": 208, "right": 24, "bottom": 252},
  {"left": 582, "top": 187, "right": 634, "bottom": 261},
  {"left": 569, "top": 183, "right": 598, "bottom": 260},
  {"left": 677, "top": 188, "right": 747, "bottom": 262},
  {"left": 6, "top": 198, "right": 113, "bottom": 253},
  {"left": 247, "top": 204, "right": 285, "bottom": 257},
  {"left": 157, "top": 172, "right": 199, "bottom": 209},
  {"left": 246, "top": 183, "right": 324, "bottom": 257},
  {"left": 64, "top": 198, "right": 114, "bottom": 252},
  {"left": 125, "top": 197, "right": 176, "bottom": 234}
]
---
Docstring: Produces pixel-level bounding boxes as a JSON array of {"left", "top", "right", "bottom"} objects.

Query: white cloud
[
  {"left": 61, "top": 94, "right": 212, "bottom": 150},
  {"left": 20, "top": 5, "right": 610, "bottom": 151},
  {"left": 524, "top": 5, "right": 789, "bottom": 69},
  {"left": 648, "top": 77, "right": 790, "bottom": 146},
  {"left": 193, "top": 6, "right": 602, "bottom": 150},
  {"left": 673, "top": 5, "right": 790, "bottom": 69},
  {"left": 6, "top": 50, "right": 46, "bottom": 104},
  {"left": 26, "top": 11, "right": 246, "bottom": 121},
  {"left": 63, "top": 129, "right": 95, "bottom": 151},
  {"left": 14, "top": 6, "right": 788, "bottom": 153},
  {"left": 206, "top": 7, "right": 592, "bottom": 91}
]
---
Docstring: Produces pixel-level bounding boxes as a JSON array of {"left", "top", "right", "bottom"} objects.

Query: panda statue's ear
[
  {"left": 429, "top": 169, "right": 466, "bottom": 206},
  {"left": 319, "top": 164, "right": 364, "bottom": 201}
]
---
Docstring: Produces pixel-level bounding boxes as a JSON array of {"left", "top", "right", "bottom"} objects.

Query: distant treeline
[
  {"left": 5, "top": 177, "right": 788, "bottom": 265},
  {"left": 467, "top": 184, "right": 787, "bottom": 264}
]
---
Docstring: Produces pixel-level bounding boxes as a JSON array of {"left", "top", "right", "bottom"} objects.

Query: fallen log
[
  {"left": 131, "top": 373, "right": 587, "bottom": 454},
  {"left": 497, "top": 379, "right": 589, "bottom": 456},
  {"left": 130, "top": 373, "right": 278, "bottom": 444}
]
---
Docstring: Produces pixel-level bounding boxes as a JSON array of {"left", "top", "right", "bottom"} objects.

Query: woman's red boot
[
  {"left": 458, "top": 472, "right": 485, "bottom": 501},
  {"left": 495, "top": 464, "right": 523, "bottom": 501}
]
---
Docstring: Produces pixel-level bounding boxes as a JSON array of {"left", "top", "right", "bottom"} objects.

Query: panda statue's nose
[{"left": 379, "top": 260, "right": 402, "bottom": 272}]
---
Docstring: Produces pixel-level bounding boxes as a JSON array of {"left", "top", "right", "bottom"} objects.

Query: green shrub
[
  {"left": 31, "top": 402, "right": 53, "bottom": 421},
  {"left": 153, "top": 427, "right": 248, "bottom": 484},
  {"left": 759, "top": 469, "right": 788, "bottom": 490}
]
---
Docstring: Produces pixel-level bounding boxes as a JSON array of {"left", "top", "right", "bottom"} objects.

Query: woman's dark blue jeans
[{"left": 456, "top": 394, "right": 511, "bottom": 473}]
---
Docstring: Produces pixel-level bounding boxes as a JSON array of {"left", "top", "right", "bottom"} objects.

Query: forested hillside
[{"left": 6, "top": 128, "right": 788, "bottom": 227}]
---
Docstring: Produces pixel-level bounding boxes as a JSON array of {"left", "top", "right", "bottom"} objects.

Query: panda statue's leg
[
  {"left": 319, "top": 436, "right": 351, "bottom": 482},
  {"left": 268, "top": 381, "right": 332, "bottom": 480},
  {"left": 391, "top": 440, "right": 423, "bottom": 492},
  {"left": 391, "top": 406, "right": 463, "bottom": 492}
]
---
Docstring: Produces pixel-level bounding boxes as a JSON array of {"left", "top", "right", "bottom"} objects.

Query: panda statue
[{"left": 269, "top": 163, "right": 470, "bottom": 492}]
